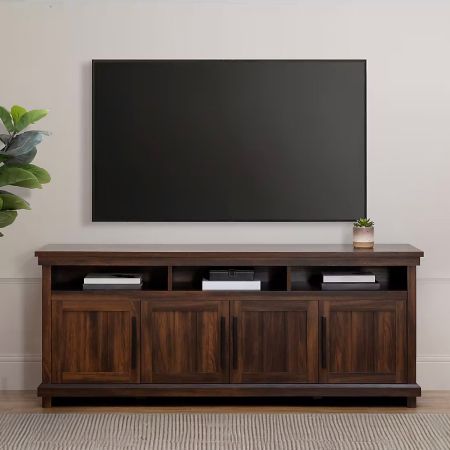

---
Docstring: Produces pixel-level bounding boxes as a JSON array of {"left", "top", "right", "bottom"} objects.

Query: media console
[{"left": 35, "top": 244, "right": 423, "bottom": 408}]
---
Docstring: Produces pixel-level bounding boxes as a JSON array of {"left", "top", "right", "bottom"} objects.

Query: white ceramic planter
[{"left": 353, "top": 226, "right": 374, "bottom": 249}]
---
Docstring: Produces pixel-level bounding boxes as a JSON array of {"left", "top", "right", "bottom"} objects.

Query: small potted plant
[{"left": 353, "top": 218, "right": 374, "bottom": 249}]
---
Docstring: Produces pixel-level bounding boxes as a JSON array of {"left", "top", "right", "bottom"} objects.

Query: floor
[{"left": 0, "top": 391, "right": 449, "bottom": 413}]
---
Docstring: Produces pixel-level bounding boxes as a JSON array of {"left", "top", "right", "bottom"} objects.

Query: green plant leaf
[
  {"left": 0, "top": 166, "right": 42, "bottom": 189},
  {"left": 0, "top": 135, "right": 9, "bottom": 153},
  {"left": 4, "top": 147, "right": 37, "bottom": 165},
  {"left": 0, "top": 196, "right": 3, "bottom": 209},
  {"left": 0, "top": 190, "right": 30, "bottom": 210},
  {"left": 3, "top": 130, "right": 48, "bottom": 165},
  {"left": 11, "top": 174, "right": 42, "bottom": 189},
  {"left": 0, "top": 210, "right": 17, "bottom": 228},
  {"left": 0, "top": 153, "right": 10, "bottom": 163},
  {"left": 0, "top": 134, "right": 10, "bottom": 146},
  {"left": 18, "top": 164, "right": 50, "bottom": 184},
  {"left": 11, "top": 105, "right": 27, "bottom": 127},
  {"left": 14, "top": 109, "right": 48, "bottom": 132},
  {"left": 354, "top": 217, "right": 374, "bottom": 228},
  {"left": 0, "top": 106, "right": 14, "bottom": 133},
  {"left": 4, "top": 131, "right": 47, "bottom": 157}
]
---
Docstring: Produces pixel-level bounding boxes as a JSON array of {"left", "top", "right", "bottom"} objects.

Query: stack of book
[
  {"left": 321, "top": 272, "right": 380, "bottom": 290},
  {"left": 83, "top": 273, "right": 143, "bottom": 290},
  {"left": 202, "top": 269, "right": 261, "bottom": 291}
]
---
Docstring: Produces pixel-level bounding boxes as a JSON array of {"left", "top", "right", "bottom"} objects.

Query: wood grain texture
[
  {"left": 37, "top": 383, "right": 421, "bottom": 398},
  {"left": 36, "top": 244, "right": 423, "bottom": 267},
  {"left": 41, "top": 396, "right": 52, "bottom": 408},
  {"left": 52, "top": 296, "right": 139, "bottom": 383},
  {"left": 407, "top": 266, "right": 417, "bottom": 384},
  {"left": 36, "top": 243, "right": 424, "bottom": 254},
  {"left": 286, "top": 266, "right": 292, "bottom": 291},
  {"left": 141, "top": 299, "right": 229, "bottom": 383},
  {"left": 167, "top": 266, "right": 173, "bottom": 291},
  {"left": 36, "top": 244, "right": 422, "bottom": 406},
  {"left": 51, "top": 291, "right": 409, "bottom": 301},
  {"left": 231, "top": 300, "right": 318, "bottom": 383},
  {"left": 42, "top": 266, "right": 52, "bottom": 384},
  {"left": 320, "top": 298, "right": 406, "bottom": 383}
]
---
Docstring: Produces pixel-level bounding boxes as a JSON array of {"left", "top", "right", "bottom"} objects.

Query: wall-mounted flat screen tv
[{"left": 93, "top": 60, "right": 366, "bottom": 221}]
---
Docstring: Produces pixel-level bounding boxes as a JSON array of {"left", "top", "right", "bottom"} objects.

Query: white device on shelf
[
  {"left": 202, "top": 280, "right": 261, "bottom": 291},
  {"left": 83, "top": 273, "right": 143, "bottom": 285},
  {"left": 322, "top": 272, "right": 375, "bottom": 283}
]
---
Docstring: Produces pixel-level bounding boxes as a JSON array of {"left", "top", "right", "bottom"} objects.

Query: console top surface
[{"left": 36, "top": 243, "right": 423, "bottom": 257}]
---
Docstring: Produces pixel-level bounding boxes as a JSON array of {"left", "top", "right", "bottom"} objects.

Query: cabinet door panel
[
  {"left": 321, "top": 299, "right": 406, "bottom": 383},
  {"left": 152, "top": 311, "right": 196, "bottom": 374},
  {"left": 232, "top": 300, "right": 318, "bottom": 383},
  {"left": 52, "top": 296, "right": 139, "bottom": 383},
  {"left": 142, "top": 300, "right": 228, "bottom": 383}
]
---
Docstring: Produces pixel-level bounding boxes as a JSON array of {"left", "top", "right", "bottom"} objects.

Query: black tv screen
[{"left": 93, "top": 60, "right": 366, "bottom": 221}]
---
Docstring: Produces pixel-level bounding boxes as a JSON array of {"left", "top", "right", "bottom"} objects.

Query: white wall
[{"left": 0, "top": 0, "right": 449, "bottom": 389}]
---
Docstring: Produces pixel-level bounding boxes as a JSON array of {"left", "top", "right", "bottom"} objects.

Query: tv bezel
[{"left": 92, "top": 59, "right": 367, "bottom": 223}]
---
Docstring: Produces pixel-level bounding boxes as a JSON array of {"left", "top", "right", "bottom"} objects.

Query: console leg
[
  {"left": 42, "top": 396, "right": 52, "bottom": 408},
  {"left": 406, "top": 397, "right": 416, "bottom": 408}
]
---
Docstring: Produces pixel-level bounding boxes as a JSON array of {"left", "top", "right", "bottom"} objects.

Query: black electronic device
[
  {"left": 93, "top": 60, "right": 366, "bottom": 222},
  {"left": 209, "top": 269, "right": 255, "bottom": 281},
  {"left": 321, "top": 282, "right": 381, "bottom": 291}
]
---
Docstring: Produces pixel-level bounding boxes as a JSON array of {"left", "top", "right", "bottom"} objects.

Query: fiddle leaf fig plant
[
  {"left": 0, "top": 105, "right": 50, "bottom": 236},
  {"left": 353, "top": 217, "right": 374, "bottom": 228}
]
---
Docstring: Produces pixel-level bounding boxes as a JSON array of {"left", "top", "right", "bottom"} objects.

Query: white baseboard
[
  {"left": 0, "top": 278, "right": 41, "bottom": 284},
  {"left": 0, "top": 356, "right": 41, "bottom": 390},
  {"left": 417, "top": 356, "right": 450, "bottom": 390},
  {"left": 0, "top": 355, "right": 41, "bottom": 363}
]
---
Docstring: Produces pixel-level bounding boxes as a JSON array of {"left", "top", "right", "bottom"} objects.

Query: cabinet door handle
[
  {"left": 321, "top": 316, "right": 327, "bottom": 369},
  {"left": 220, "top": 317, "right": 226, "bottom": 370},
  {"left": 131, "top": 316, "right": 137, "bottom": 370},
  {"left": 232, "top": 316, "right": 238, "bottom": 370}
]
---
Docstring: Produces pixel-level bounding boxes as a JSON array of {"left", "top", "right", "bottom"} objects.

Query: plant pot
[{"left": 353, "top": 226, "right": 374, "bottom": 249}]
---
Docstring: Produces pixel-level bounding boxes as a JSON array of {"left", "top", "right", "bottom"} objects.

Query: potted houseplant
[
  {"left": 0, "top": 105, "right": 50, "bottom": 236},
  {"left": 353, "top": 217, "right": 374, "bottom": 249}
]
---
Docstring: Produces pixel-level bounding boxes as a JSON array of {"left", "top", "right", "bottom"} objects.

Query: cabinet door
[
  {"left": 231, "top": 300, "right": 318, "bottom": 383},
  {"left": 320, "top": 298, "right": 406, "bottom": 383},
  {"left": 52, "top": 296, "right": 139, "bottom": 383},
  {"left": 142, "top": 300, "right": 229, "bottom": 383}
]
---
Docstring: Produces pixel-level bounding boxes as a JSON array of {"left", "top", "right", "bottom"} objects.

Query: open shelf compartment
[
  {"left": 289, "top": 266, "right": 408, "bottom": 291},
  {"left": 172, "top": 266, "right": 287, "bottom": 291},
  {"left": 51, "top": 265, "right": 169, "bottom": 291},
  {"left": 51, "top": 264, "right": 407, "bottom": 293}
]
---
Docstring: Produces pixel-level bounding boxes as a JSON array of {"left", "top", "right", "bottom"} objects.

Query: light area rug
[{"left": 0, "top": 413, "right": 450, "bottom": 450}]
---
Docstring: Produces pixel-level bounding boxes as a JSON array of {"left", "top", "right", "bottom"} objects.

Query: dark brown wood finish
[
  {"left": 42, "top": 266, "right": 52, "bottom": 384},
  {"left": 167, "top": 266, "right": 173, "bottom": 291},
  {"left": 286, "top": 267, "right": 292, "bottom": 291},
  {"left": 407, "top": 266, "right": 417, "bottom": 384},
  {"left": 52, "top": 295, "right": 140, "bottom": 383},
  {"left": 36, "top": 244, "right": 423, "bottom": 267},
  {"left": 51, "top": 291, "right": 408, "bottom": 301},
  {"left": 36, "top": 244, "right": 423, "bottom": 407},
  {"left": 41, "top": 265, "right": 52, "bottom": 408},
  {"left": 320, "top": 298, "right": 406, "bottom": 383},
  {"left": 141, "top": 299, "right": 229, "bottom": 383},
  {"left": 231, "top": 300, "right": 318, "bottom": 383},
  {"left": 37, "top": 383, "right": 421, "bottom": 398}
]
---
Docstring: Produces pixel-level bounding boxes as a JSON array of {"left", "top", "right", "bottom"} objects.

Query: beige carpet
[{"left": 0, "top": 413, "right": 450, "bottom": 449}]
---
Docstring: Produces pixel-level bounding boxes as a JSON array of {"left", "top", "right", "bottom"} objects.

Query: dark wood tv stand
[{"left": 35, "top": 244, "right": 423, "bottom": 408}]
